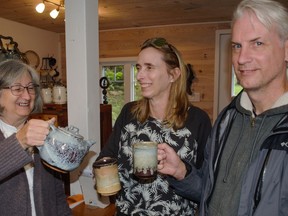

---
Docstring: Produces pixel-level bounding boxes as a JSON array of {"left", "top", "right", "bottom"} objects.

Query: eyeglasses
[{"left": 2, "top": 84, "right": 39, "bottom": 96}]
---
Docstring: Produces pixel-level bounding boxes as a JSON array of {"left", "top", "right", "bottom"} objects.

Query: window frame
[
  {"left": 99, "top": 57, "right": 137, "bottom": 104},
  {"left": 99, "top": 57, "right": 138, "bottom": 125}
]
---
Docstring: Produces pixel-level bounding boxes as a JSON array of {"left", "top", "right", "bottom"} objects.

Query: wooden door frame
[{"left": 213, "top": 29, "right": 232, "bottom": 122}]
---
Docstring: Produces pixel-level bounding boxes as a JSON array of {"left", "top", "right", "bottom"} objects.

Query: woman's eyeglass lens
[{"left": 2, "top": 84, "right": 39, "bottom": 96}]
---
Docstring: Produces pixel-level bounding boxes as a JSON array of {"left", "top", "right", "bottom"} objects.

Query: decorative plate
[{"left": 25, "top": 50, "right": 40, "bottom": 69}]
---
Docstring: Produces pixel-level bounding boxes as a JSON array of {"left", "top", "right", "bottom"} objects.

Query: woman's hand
[
  {"left": 157, "top": 143, "right": 187, "bottom": 180},
  {"left": 16, "top": 118, "right": 55, "bottom": 149}
]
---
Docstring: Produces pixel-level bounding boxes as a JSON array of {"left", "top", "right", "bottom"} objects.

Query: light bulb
[
  {"left": 36, "top": 3, "right": 45, "bottom": 13},
  {"left": 50, "top": 8, "right": 59, "bottom": 19}
]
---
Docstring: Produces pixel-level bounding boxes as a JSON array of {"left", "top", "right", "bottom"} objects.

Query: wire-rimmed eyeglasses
[{"left": 2, "top": 84, "right": 39, "bottom": 96}]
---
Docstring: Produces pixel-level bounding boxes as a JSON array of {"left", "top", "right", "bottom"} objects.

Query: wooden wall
[{"left": 60, "top": 22, "right": 231, "bottom": 121}]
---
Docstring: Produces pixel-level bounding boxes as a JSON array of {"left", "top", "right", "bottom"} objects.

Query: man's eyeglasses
[{"left": 2, "top": 84, "right": 39, "bottom": 96}]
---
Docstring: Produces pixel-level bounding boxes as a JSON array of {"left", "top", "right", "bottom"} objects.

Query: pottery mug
[
  {"left": 133, "top": 141, "right": 158, "bottom": 179},
  {"left": 93, "top": 157, "right": 121, "bottom": 196}
]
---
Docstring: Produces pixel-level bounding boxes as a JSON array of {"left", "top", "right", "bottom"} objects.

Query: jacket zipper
[{"left": 251, "top": 117, "right": 255, "bottom": 127}]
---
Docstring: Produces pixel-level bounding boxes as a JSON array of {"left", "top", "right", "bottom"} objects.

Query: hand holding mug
[{"left": 157, "top": 143, "right": 187, "bottom": 180}]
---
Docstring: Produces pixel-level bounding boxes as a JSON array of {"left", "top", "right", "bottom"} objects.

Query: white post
[{"left": 65, "top": 0, "right": 103, "bottom": 205}]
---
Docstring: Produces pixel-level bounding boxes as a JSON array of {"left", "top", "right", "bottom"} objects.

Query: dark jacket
[
  {"left": 0, "top": 132, "right": 72, "bottom": 216},
  {"left": 168, "top": 92, "right": 288, "bottom": 216}
]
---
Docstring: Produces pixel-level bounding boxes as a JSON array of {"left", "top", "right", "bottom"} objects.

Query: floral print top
[{"left": 98, "top": 102, "right": 211, "bottom": 216}]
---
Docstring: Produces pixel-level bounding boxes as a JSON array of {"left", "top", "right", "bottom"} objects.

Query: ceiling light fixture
[
  {"left": 50, "top": 7, "right": 60, "bottom": 19},
  {"left": 35, "top": 0, "right": 65, "bottom": 19},
  {"left": 36, "top": 2, "right": 45, "bottom": 13}
]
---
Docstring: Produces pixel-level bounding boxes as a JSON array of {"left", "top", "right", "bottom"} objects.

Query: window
[
  {"left": 133, "top": 65, "right": 141, "bottom": 101},
  {"left": 100, "top": 58, "right": 140, "bottom": 125},
  {"left": 101, "top": 65, "right": 125, "bottom": 124}
]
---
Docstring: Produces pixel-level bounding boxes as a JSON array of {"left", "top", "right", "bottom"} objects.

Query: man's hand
[{"left": 157, "top": 143, "right": 187, "bottom": 180}]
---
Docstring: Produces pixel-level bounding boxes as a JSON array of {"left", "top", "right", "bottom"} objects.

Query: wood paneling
[
  {"left": 1, "top": 0, "right": 288, "bottom": 34},
  {"left": 0, "top": 0, "right": 241, "bottom": 33},
  {"left": 71, "top": 202, "right": 115, "bottom": 216}
]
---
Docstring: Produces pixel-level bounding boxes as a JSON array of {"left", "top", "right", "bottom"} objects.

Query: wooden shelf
[
  {"left": 42, "top": 103, "right": 68, "bottom": 127},
  {"left": 71, "top": 202, "right": 115, "bottom": 216}
]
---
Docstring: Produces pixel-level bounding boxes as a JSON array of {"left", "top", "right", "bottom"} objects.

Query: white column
[{"left": 65, "top": 0, "right": 100, "bottom": 195}]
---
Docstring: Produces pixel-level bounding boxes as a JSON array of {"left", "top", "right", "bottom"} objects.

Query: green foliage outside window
[
  {"left": 103, "top": 65, "right": 125, "bottom": 124},
  {"left": 102, "top": 64, "right": 142, "bottom": 125},
  {"left": 232, "top": 72, "right": 243, "bottom": 97},
  {"left": 133, "top": 65, "right": 142, "bottom": 101}
]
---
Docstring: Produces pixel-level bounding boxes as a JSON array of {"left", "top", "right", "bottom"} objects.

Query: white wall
[{"left": 0, "top": 17, "right": 61, "bottom": 70}]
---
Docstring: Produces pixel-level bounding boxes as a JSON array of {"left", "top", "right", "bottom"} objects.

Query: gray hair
[
  {"left": 0, "top": 59, "right": 42, "bottom": 114},
  {"left": 232, "top": 0, "right": 288, "bottom": 41}
]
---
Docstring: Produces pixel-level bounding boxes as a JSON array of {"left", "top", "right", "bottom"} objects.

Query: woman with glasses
[
  {"left": 97, "top": 37, "right": 212, "bottom": 215},
  {"left": 0, "top": 59, "right": 71, "bottom": 216}
]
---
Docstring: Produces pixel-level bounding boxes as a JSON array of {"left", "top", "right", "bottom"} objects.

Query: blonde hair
[{"left": 131, "top": 38, "right": 190, "bottom": 130}]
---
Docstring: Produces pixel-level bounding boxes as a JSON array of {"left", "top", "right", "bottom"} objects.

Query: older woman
[
  {"left": 97, "top": 37, "right": 212, "bottom": 215},
  {"left": 0, "top": 59, "right": 71, "bottom": 216}
]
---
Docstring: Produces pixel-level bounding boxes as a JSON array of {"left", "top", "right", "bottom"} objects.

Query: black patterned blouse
[{"left": 98, "top": 102, "right": 211, "bottom": 216}]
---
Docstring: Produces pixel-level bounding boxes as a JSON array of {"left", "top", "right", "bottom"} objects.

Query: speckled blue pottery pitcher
[{"left": 38, "top": 125, "right": 95, "bottom": 172}]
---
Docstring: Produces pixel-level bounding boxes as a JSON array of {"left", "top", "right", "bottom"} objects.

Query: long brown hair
[{"left": 131, "top": 38, "right": 190, "bottom": 130}]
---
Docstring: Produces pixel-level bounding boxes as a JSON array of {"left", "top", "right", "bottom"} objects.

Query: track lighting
[
  {"left": 36, "top": 3, "right": 45, "bottom": 13},
  {"left": 50, "top": 8, "right": 60, "bottom": 19},
  {"left": 35, "top": 0, "right": 64, "bottom": 19}
]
